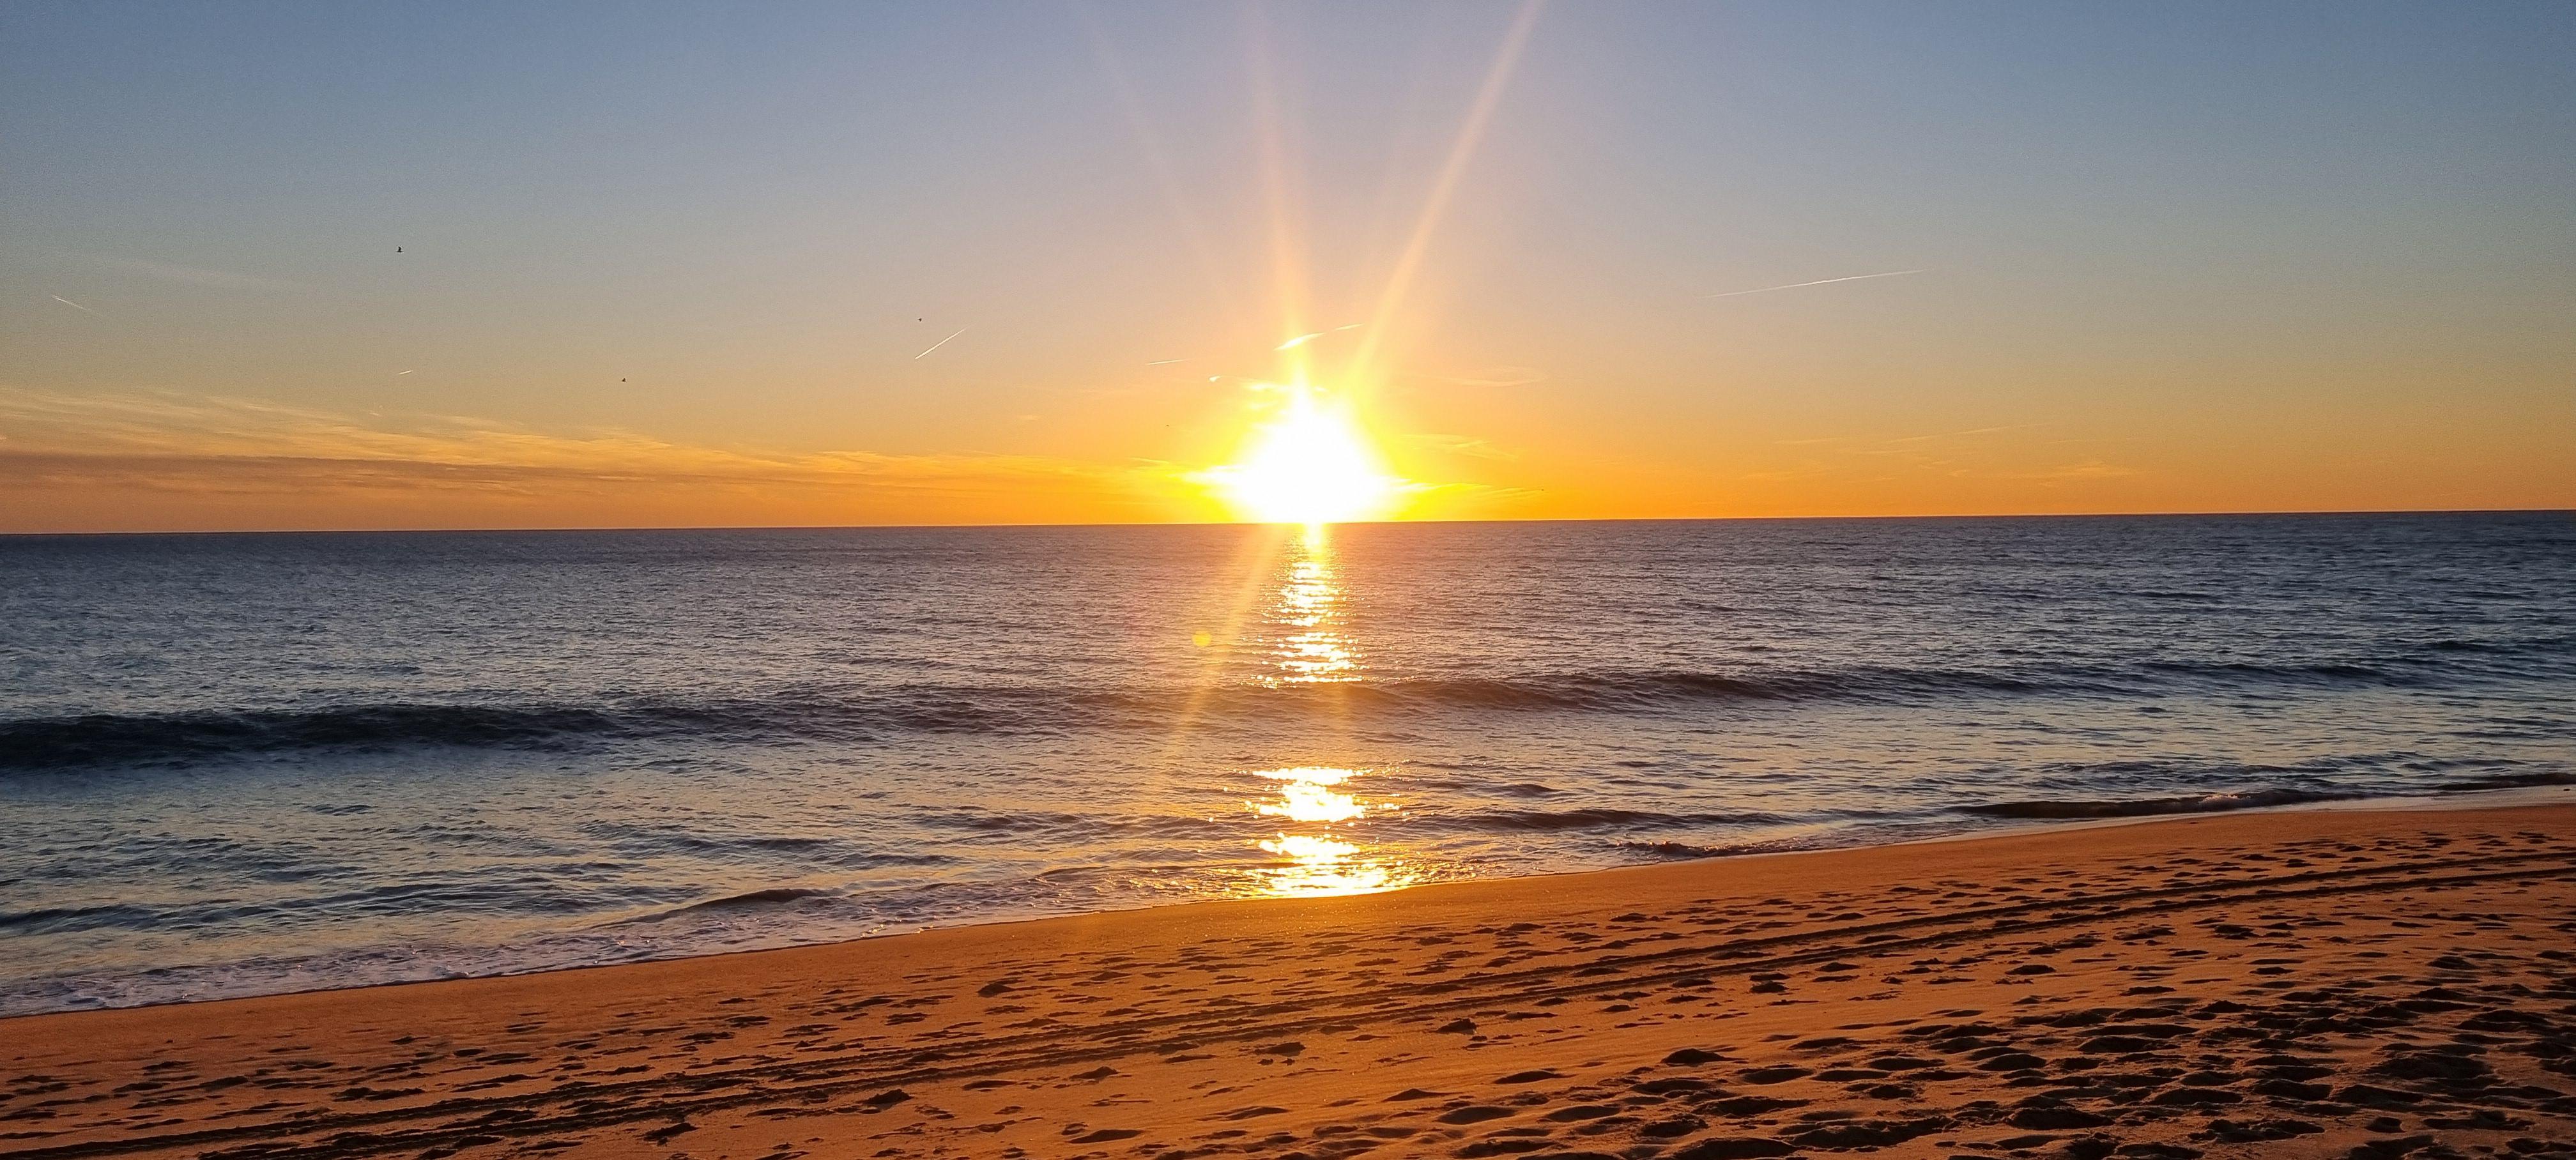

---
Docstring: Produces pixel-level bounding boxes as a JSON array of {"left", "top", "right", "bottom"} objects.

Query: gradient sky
[{"left": 4, "top": 1, "right": 2570, "bottom": 531}]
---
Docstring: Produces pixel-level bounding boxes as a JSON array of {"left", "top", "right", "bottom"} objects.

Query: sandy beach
[
  {"left": 12, "top": 3, "right": 2571, "bottom": 1156},
  {"left": 6, "top": 804, "right": 2573, "bottom": 1160}
]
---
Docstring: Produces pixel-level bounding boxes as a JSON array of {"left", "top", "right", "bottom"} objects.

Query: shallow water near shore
[{"left": 3, "top": 512, "right": 2570, "bottom": 1014}]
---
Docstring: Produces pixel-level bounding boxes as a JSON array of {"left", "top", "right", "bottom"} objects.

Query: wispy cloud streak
[
  {"left": 0, "top": 388, "right": 1199, "bottom": 514},
  {"left": 1701, "top": 269, "right": 1927, "bottom": 298},
  {"left": 1279, "top": 322, "right": 1363, "bottom": 349}
]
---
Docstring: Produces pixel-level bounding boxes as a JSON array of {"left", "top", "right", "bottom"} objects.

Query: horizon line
[{"left": 3, "top": 507, "right": 2566, "bottom": 539}]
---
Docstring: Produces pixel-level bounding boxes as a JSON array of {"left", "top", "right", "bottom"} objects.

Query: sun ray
[
  {"left": 1074, "top": 3, "right": 1257, "bottom": 337},
  {"left": 1349, "top": 0, "right": 1544, "bottom": 385},
  {"left": 1244, "top": 3, "right": 1312, "bottom": 380}
]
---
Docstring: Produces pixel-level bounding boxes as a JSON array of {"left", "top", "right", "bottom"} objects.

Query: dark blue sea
[{"left": 3, "top": 514, "right": 2571, "bottom": 1014}]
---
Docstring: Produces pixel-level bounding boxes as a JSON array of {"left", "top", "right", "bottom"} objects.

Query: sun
[{"left": 1202, "top": 386, "right": 1405, "bottom": 524}]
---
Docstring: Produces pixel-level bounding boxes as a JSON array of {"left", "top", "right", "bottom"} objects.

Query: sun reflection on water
[
  {"left": 1186, "top": 528, "right": 1421, "bottom": 898},
  {"left": 1268, "top": 531, "right": 1360, "bottom": 684},
  {"left": 1248, "top": 766, "right": 1416, "bottom": 897},
  {"left": 1254, "top": 765, "right": 1367, "bottom": 823}
]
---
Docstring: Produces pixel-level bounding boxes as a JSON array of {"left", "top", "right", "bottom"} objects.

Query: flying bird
[
  {"left": 914, "top": 326, "right": 967, "bottom": 360},
  {"left": 1701, "top": 270, "right": 1927, "bottom": 298}
]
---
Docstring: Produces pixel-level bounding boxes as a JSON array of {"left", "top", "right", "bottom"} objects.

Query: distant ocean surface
[{"left": 4, "top": 514, "right": 2572, "bottom": 1014}]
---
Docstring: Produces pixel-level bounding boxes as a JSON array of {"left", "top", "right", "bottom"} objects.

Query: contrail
[
  {"left": 1701, "top": 269, "right": 1927, "bottom": 298},
  {"left": 395, "top": 370, "right": 414, "bottom": 376},
  {"left": 1146, "top": 358, "right": 1186, "bottom": 366},
  {"left": 913, "top": 326, "right": 967, "bottom": 360},
  {"left": 50, "top": 294, "right": 101, "bottom": 315},
  {"left": 1276, "top": 323, "right": 1361, "bottom": 351}
]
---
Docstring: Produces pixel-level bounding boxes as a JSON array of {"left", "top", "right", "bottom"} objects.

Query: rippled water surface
[{"left": 3, "top": 514, "right": 2571, "bottom": 1012}]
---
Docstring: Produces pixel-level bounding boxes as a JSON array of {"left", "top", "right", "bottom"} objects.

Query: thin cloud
[
  {"left": 1778, "top": 423, "right": 2044, "bottom": 448},
  {"left": 1409, "top": 432, "right": 1521, "bottom": 461},
  {"left": 0, "top": 388, "right": 1186, "bottom": 508},
  {"left": 1276, "top": 323, "right": 1364, "bottom": 351},
  {"left": 1701, "top": 269, "right": 1926, "bottom": 298},
  {"left": 1950, "top": 460, "right": 2137, "bottom": 482},
  {"left": 1883, "top": 422, "right": 2044, "bottom": 445}
]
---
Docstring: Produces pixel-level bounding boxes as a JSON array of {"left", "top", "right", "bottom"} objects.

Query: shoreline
[
  {"left": 10, "top": 802, "right": 2574, "bottom": 1159},
  {"left": 10, "top": 783, "right": 2571, "bottom": 1020}
]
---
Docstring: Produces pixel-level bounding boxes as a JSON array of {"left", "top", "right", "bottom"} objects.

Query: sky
[{"left": 3, "top": 0, "right": 2570, "bottom": 532}]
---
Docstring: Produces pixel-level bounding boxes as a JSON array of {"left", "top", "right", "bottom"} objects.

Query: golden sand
[{"left": 7, "top": 805, "right": 2574, "bottom": 1159}]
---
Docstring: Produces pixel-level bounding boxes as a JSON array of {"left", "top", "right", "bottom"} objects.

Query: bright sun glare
[{"left": 1206, "top": 386, "right": 1404, "bottom": 524}]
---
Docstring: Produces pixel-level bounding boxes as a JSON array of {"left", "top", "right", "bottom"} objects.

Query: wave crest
[
  {"left": 1960, "top": 787, "right": 2356, "bottom": 820},
  {"left": 7, "top": 637, "right": 2567, "bottom": 771}
]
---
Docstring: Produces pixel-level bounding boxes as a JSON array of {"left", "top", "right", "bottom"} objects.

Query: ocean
[{"left": 3, "top": 513, "right": 2570, "bottom": 1014}]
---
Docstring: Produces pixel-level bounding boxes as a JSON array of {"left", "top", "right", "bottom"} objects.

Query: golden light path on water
[
  {"left": 1236, "top": 528, "right": 1422, "bottom": 899},
  {"left": 1250, "top": 767, "right": 1413, "bottom": 897},
  {"left": 1268, "top": 529, "right": 1360, "bottom": 685},
  {"left": 1133, "top": 0, "right": 1543, "bottom": 899},
  {"left": 1165, "top": 1, "right": 1544, "bottom": 901}
]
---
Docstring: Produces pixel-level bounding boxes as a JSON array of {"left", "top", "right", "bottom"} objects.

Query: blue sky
[{"left": 3, "top": 1, "right": 2570, "bottom": 529}]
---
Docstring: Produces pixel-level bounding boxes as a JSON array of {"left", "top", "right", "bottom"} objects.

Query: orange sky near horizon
[
  {"left": 3, "top": 3, "right": 2570, "bottom": 533},
  {"left": 4, "top": 372, "right": 2563, "bottom": 533}
]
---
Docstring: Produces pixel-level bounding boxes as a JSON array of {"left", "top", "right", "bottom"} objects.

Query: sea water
[{"left": 3, "top": 513, "right": 2570, "bottom": 1012}]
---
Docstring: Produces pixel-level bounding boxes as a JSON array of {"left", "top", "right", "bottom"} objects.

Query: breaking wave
[{"left": 10, "top": 641, "right": 2561, "bottom": 772}]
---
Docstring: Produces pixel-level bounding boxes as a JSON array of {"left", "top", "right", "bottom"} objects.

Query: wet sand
[{"left": 6, "top": 804, "right": 2574, "bottom": 1160}]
